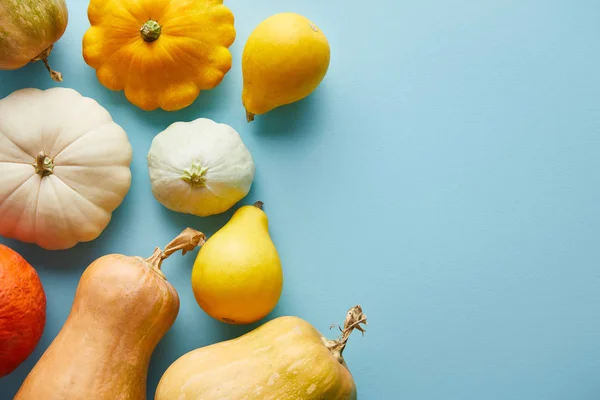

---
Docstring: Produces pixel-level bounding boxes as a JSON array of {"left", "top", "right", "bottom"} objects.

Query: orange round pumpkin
[
  {"left": 0, "top": 245, "right": 46, "bottom": 377},
  {"left": 82, "top": 0, "right": 236, "bottom": 111}
]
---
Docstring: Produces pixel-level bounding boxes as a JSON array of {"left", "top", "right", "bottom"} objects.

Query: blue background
[{"left": 1, "top": 1, "right": 599, "bottom": 399}]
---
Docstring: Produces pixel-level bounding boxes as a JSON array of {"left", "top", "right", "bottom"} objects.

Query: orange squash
[
  {"left": 14, "top": 228, "right": 205, "bottom": 400},
  {"left": 0, "top": 245, "right": 46, "bottom": 377},
  {"left": 82, "top": 0, "right": 236, "bottom": 111}
]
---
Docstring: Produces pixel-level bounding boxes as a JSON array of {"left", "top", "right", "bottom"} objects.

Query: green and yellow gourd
[
  {"left": 156, "top": 306, "right": 367, "bottom": 400},
  {"left": 0, "top": 0, "right": 68, "bottom": 81}
]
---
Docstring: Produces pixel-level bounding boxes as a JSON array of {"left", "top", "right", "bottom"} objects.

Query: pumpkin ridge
[
  {"left": 154, "top": 42, "right": 212, "bottom": 83},
  {"left": 0, "top": 175, "right": 40, "bottom": 238},
  {"left": 150, "top": 41, "right": 228, "bottom": 93},
  {"left": 32, "top": 171, "right": 44, "bottom": 244},
  {"left": 54, "top": 165, "right": 132, "bottom": 202},
  {"left": 0, "top": 173, "right": 37, "bottom": 207},
  {"left": 51, "top": 172, "right": 115, "bottom": 213},
  {"left": 50, "top": 121, "right": 116, "bottom": 161},
  {"left": 92, "top": 38, "right": 141, "bottom": 89},
  {"left": 0, "top": 130, "right": 36, "bottom": 160},
  {"left": 161, "top": 24, "right": 235, "bottom": 49},
  {"left": 44, "top": 176, "right": 76, "bottom": 245},
  {"left": 162, "top": 2, "right": 222, "bottom": 22},
  {"left": 106, "top": 0, "right": 145, "bottom": 27},
  {"left": 159, "top": 36, "right": 232, "bottom": 72}
]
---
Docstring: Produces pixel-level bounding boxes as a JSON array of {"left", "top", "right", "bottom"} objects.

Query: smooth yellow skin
[
  {"left": 155, "top": 316, "right": 357, "bottom": 400},
  {"left": 83, "top": 0, "right": 235, "bottom": 111},
  {"left": 191, "top": 204, "right": 283, "bottom": 324},
  {"left": 242, "top": 13, "right": 331, "bottom": 117}
]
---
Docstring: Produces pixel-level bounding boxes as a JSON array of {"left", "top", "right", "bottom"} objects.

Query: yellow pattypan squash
[{"left": 83, "top": 0, "right": 236, "bottom": 111}]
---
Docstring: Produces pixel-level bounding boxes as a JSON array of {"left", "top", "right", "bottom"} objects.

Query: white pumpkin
[
  {"left": 0, "top": 87, "right": 132, "bottom": 250},
  {"left": 147, "top": 118, "right": 255, "bottom": 217}
]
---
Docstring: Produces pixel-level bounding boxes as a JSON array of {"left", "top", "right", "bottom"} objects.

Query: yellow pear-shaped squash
[
  {"left": 191, "top": 201, "right": 283, "bottom": 325},
  {"left": 155, "top": 306, "right": 367, "bottom": 400},
  {"left": 242, "top": 13, "right": 330, "bottom": 122},
  {"left": 83, "top": 0, "right": 235, "bottom": 111}
]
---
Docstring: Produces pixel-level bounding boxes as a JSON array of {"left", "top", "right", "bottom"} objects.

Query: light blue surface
[{"left": 1, "top": 1, "right": 600, "bottom": 399}]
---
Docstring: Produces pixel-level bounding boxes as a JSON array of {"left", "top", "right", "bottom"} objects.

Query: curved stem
[
  {"left": 323, "top": 305, "right": 368, "bottom": 366},
  {"left": 32, "top": 46, "right": 62, "bottom": 82},
  {"left": 42, "top": 58, "right": 63, "bottom": 82},
  {"left": 146, "top": 228, "right": 207, "bottom": 275}
]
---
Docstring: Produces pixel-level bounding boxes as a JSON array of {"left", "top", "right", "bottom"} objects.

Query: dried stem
[
  {"left": 246, "top": 110, "right": 255, "bottom": 123},
  {"left": 323, "top": 305, "right": 368, "bottom": 367},
  {"left": 42, "top": 58, "right": 63, "bottom": 82},
  {"left": 253, "top": 201, "right": 264, "bottom": 210},
  {"left": 32, "top": 46, "right": 62, "bottom": 81},
  {"left": 146, "top": 228, "right": 206, "bottom": 274}
]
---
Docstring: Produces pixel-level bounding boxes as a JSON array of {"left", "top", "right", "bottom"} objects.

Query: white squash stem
[{"left": 33, "top": 151, "right": 54, "bottom": 177}]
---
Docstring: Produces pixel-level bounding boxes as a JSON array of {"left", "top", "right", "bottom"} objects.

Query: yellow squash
[
  {"left": 191, "top": 201, "right": 283, "bottom": 325},
  {"left": 242, "top": 13, "right": 330, "bottom": 122},
  {"left": 155, "top": 306, "right": 367, "bottom": 400},
  {"left": 83, "top": 0, "right": 236, "bottom": 111}
]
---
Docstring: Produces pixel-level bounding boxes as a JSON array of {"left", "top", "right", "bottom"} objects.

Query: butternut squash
[
  {"left": 155, "top": 305, "right": 367, "bottom": 400},
  {"left": 14, "top": 228, "right": 206, "bottom": 400}
]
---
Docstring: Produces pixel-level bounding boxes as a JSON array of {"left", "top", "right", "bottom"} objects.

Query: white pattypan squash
[
  {"left": 147, "top": 118, "right": 255, "bottom": 217},
  {"left": 0, "top": 87, "right": 133, "bottom": 250}
]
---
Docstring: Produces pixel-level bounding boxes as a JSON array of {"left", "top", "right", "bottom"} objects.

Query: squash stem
[
  {"left": 181, "top": 162, "right": 208, "bottom": 188},
  {"left": 246, "top": 110, "right": 255, "bottom": 123},
  {"left": 32, "top": 46, "right": 62, "bottom": 82},
  {"left": 146, "top": 228, "right": 207, "bottom": 275},
  {"left": 141, "top": 20, "right": 162, "bottom": 42},
  {"left": 33, "top": 151, "right": 54, "bottom": 177},
  {"left": 42, "top": 58, "right": 63, "bottom": 82},
  {"left": 324, "top": 305, "right": 368, "bottom": 366}
]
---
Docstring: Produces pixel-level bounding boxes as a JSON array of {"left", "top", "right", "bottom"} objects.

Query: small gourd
[
  {"left": 82, "top": 0, "right": 236, "bottom": 111},
  {"left": 0, "top": 87, "right": 132, "bottom": 250},
  {"left": 155, "top": 306, "right": 367, "bottom": 400},
  {"left": 14, "top": 228, "right": 206, "bottom": 400},
  {"left": 0, "top": 0, "right": 68, "bottom": 81},
  {"left": 147, "top": 118, "right": 255, "bottom": 217}
]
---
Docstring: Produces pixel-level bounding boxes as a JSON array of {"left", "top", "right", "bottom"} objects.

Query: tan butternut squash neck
[
  {"left": 146, "top": 228, "right": 207, "bottom": 278},
  {"left": 323, "top": 305, "right": 368, "bottom": 368}
]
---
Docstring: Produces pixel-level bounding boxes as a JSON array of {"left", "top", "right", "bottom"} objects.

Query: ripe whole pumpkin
[
  {"left": 0, "top": 0, "right": 68, "bottom": 81},
  {"left": 0, "top": 87, "right": 133, "bottom": 251},
  {"left": 0, "top": 245, "right": 46, "bottom": 377}
]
